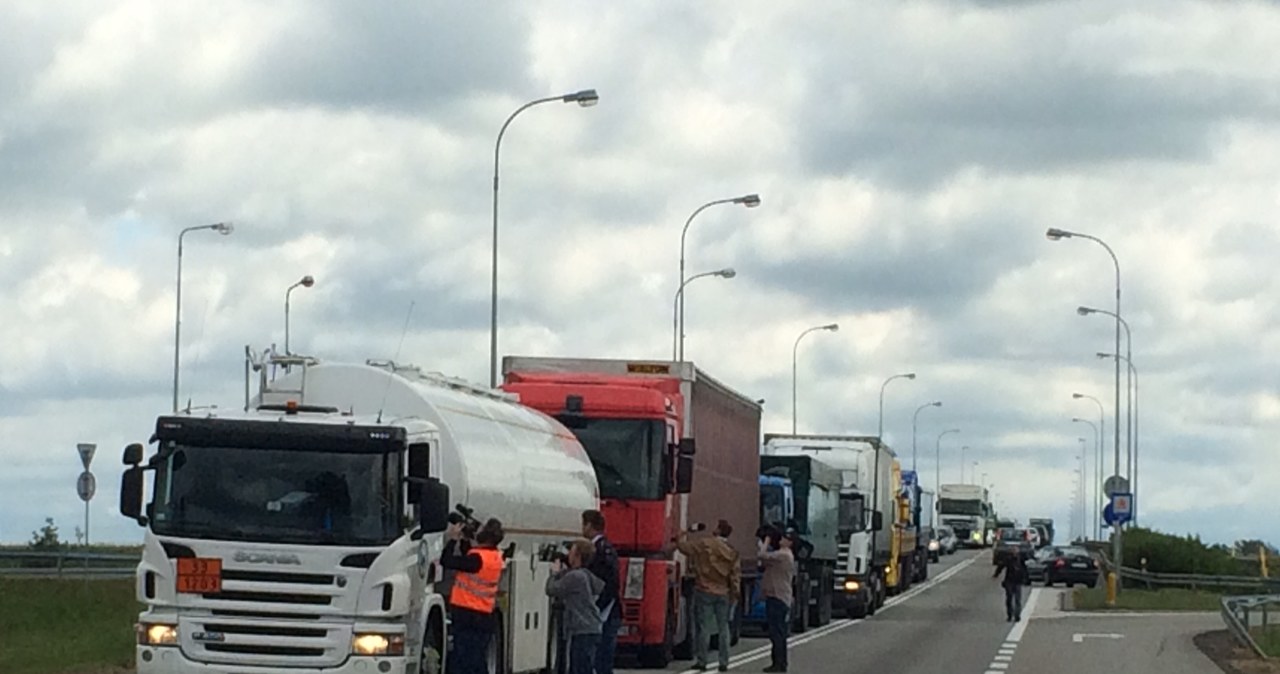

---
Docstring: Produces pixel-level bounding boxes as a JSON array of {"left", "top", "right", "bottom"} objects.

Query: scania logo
[{"left": 233, "top": 551, "right": 302, "bottom": 565}]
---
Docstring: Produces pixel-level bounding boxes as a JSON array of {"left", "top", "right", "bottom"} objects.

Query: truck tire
[
  {"left": 421, "top": 610, "right": 444, "bottom": 674},
  {"left": 791, "top": 571, "right": 810, "bottom": 633},
  {"left": 918, "top": 554, "right": 929, "bottom": 582}
]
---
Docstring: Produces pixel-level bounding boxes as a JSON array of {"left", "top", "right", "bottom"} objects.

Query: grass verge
[
  {"left": 1072, "top": 585, "right": 1223, "bottom": 611},
  {"left": 1254, "top": 624, "right": 1280, "bottom": 658},
  {"left": 0, "top": 578, "right": 137, "bottom": 674}
]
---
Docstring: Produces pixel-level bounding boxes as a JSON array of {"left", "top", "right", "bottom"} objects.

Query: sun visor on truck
[{"left": 153, "top": 416, "right": 407, "bottom": 453}]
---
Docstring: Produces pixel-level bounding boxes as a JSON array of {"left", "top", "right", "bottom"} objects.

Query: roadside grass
[
  {"left": 0, "top": 577, "right": 137, "bottom": 674},
  {"left": 1072, "top": 585, "right": 1224, "bottom": 611},
  {"left": 1254, "top": 624, "right": 1280, "bottom": 658}
]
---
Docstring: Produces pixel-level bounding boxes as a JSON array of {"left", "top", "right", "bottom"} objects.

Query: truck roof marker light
[{"left": 286, "top": 400, "right": 298, "bottom": 415}]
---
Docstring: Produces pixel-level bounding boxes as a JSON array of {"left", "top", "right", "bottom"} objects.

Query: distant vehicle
[
  {"left": 992, "top": 527, "right": 1034, "bottom": 565},
  {"left": 939, "top": 484, "right": 991, "bottom": 548},
  {"left": 1030, "top": 524, "right": 1050, "bottom": 548},
  {"left": 936, "top": 526, "right": 958, "bottom": 555},
  {"left": 1043, "top": 546, "right": 1099, "bottom": 588},
  {"left": 927, "top": 528, "right": 942, "bottom": 562},
  {"left": 1028, "top": 517, "right": 1055, "bottom": 545}
]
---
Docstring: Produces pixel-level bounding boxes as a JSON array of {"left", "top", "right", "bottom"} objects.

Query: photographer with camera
[
  {"left": 440, "top": 511, "right": 506, "bottom": 674},
  {"left": 582, "top": 510, "right": 620, "bottom": 674},
  {"left": 675, "top": 519, "right": 740, "bottom": 673},
  {"left": 757, "top": 526, "right": 796, "bottom": 673},
  {"left": 545, "top": 538, "right": 605, "bottom": 674}
]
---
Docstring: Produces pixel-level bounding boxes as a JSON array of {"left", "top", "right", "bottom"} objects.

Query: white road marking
[
  {"left": 1004, "top": 588, "right": 1040, "bottom": 643},
  {"left": 1072, "top": 632, "right": 1124, "bottom": 643},
  {"left": 672, "top": 555, "right": 979, "bottom": 673},
  {"left": 994, "top": 655, "right": 1012, "bottom": 661}
]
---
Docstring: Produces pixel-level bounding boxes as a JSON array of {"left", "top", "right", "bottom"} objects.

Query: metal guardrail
[
  {"left": 1120, "top": 567, "right": 1280, "bottom": 592},
  {"left": 0, "top": 549, "right": 139, "bottom": 579},
  {"left": 1222, "top": 594, "right": 1279, "bottom": 659}
]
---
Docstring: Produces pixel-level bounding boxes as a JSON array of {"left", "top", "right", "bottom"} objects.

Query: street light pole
[
  {"left": 284, "top": 275, "right": 315, "bottom": 356},
  {"left": 1073, "top": 392, "right": 1106, "bottom": 539},
  {"left": 678, "top": 195, "right": 760, "bottom": 361},
  {"left": 1078, "top": 441, "right": 1088, "bottom": 539},
  {"left": 672, "top": 268, "right": 737, "bottom": 361},
  {"left": 791, "top": 323, "right": 840, "bottom": 434},
  {"left": 1048, "top": 227, "right": 1124, "bottom": 583},
  {"left": 1073, "top": 417, "right": 1098, "bottom": 539},
  {"left": 912, "top": 401, "right": 942, "bottom": 473},
  {"left": 877, "top": 373, "right": 916, "bottom": 447},
  {"left": 174, "top": 222, "right": 233, "bottom": 413},
  {"left": 489, "top": 89, "right": 599, "bottom": 387},
  {"left": 1098, "top": 352, "right": 1140, "bottom": 524},
  {"left": 1081, "top": 306, "right": 1136, "bottom": 521},
  {"left": 935, "top": 429, "right": 960, "bottom": 502},
  {"left": 960, "top": 445, "right": 969, "bottom": 483}
]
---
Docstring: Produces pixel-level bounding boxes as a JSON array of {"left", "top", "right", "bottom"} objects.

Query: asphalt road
[{"left": 622, "top": 550, "right": 1226, "bottom": 674}]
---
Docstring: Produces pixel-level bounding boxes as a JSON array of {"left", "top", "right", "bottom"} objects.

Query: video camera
[
  {"left": 447, "top": 503, "right": 482, "bottom": 541},
  {"left": 536, "top": 541, "right": 571, "bottom": 565}
]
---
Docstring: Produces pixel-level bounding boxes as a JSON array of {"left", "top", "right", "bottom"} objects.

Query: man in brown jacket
[{"left": 676, "top": 520, "right": 741, "bottom": 672}]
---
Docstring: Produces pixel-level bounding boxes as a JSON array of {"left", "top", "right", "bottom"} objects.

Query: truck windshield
[
  {"left": 760, "top": 483, "right": 787, "bottom": 528},
  {"left": 569, "top": 419, "right": 664, "bottom": 500},
  {"left": 838, "top": 493, "right": 865, "bottom": 533},
  {"left": 938, "top": 498, "right": 984, "bottom": 516},
  {"left": 150, "top": 445, "right": 402, "bottom": 547}
]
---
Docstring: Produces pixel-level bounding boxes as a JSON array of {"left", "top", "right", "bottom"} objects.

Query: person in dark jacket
[
  {"left": 582, "top": 509, "right": 620, "bottom": 674},
  {"left": 992, "top": 550, "right": 1029, "bottom": 622},
  {"left": 547, "top": 538, "right": 606, "bottom": 674},
  {"left": 441, "top": 518, "right": 506, "bottom": 674}
]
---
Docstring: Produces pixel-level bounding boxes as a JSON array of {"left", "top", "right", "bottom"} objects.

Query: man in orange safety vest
[{"left": 441, "top": 517, "right": 506, "bottom": 674}]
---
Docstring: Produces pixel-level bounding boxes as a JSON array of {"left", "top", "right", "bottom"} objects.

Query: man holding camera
[
  {"left": 676, "top": 519, "right": 741, "bottom": 672},
  {"left": 441, "top": 517, "right": 506, "bottom": 674},
  {"left": 758, "top": 527, "right": 796, "bottom": 673},
  {"left": 582, "top": 510, "right": 620, "bottom": 674},
  {"left": 546, "top": 539, "right": 606, "bottom": 674}
]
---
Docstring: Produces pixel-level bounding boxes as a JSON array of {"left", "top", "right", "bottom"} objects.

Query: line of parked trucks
[{"left": 121, "top": 353, "right": 959, "bottom": 674}]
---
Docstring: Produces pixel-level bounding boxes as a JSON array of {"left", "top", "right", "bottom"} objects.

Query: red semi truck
[{"left": 502, "top": 356, "right": 762, "bottom": 667}]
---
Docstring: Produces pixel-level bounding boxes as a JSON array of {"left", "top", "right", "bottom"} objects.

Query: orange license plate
[{"left": 176, "top": 557, "right": 222, "bottom": 594}]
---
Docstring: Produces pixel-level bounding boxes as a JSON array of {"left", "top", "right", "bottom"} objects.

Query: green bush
[{"left": 1124, "top": 527, "right": 1254, "bottom": 576}]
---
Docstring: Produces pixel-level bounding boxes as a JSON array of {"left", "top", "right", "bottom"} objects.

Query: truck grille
[
  {"left": 835, "top": 543, "right": 858, "bottom": 589},
  {"left": 180, "top": 567, "right": 349, "bottom": 667}
]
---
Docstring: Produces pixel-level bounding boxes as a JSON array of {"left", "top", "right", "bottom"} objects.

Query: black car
[
  {"left": 1024, "top": 546, "right": 1059, "bottom": 583},
  {"left": 1041, "top": 546, "right": 1099, "bottom": 588}
]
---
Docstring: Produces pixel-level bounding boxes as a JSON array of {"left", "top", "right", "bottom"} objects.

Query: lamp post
[
  {"left": 489, "top": 88, "right": 599, "bottom": 387},
  {"left": 871, "top": 372, "right": 915, "bottom": 568},
  {"left": 1078, "top": 442, "right": 1088, "bottom": 539},
  {"left": 912, "top": 401, "right": 942, "bottom": 472},
  {"left": 1081, "top": 305, "right": 1136, "bottom": 520},
  {"left": 791, "top": 323, "right": 840, "bottom": 433},
  {"left": 960, "top": 445, "right": 969, "bottom": 483},
  {"left": 1073, "top": 392, "right": 1106, "bottom": 539},
  {"left": 1073, "top": 417, "right": 1098, "bottom": 539},
  {"left": 1047, "top": 227, "right": 1124, "bottom": 580},
  {"left": 678, "top": 194, "right": 760, "bottom": 361},
  {"left": 935, "top": 429, "right": 960, "bottom": 501},
  {"left": 1098, "top": 351, "right": 1140, "bottom": 524},
  {"left": 877, "top": 373, "right": 916, "bottom": 447},
  {"left": 672, "top": 268, "right": 736, "bottom": 360},
  {"left": 284, "top": 275, "right": 315, "bottom": 356},
  {"left": 174, "top": 222, "right": 234, "bottom": 413}
]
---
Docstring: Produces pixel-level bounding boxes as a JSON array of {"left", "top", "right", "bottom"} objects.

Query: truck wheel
[
  {"left": 791, "top": 571, "right": 811, "bottom": 633},
  {"left": 918, "top": 555, "right": 929, "bottom": 582},
  {"left": 810, "top": 567, "right": 832, "bottom": 626},
  {"left": 421, "top": 610, "right": 444, "bottom": 674}
]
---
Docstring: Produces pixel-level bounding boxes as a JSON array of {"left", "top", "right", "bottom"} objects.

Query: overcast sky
[{"left": 2, "top": 1, "right": 1278, "bottom": 547}]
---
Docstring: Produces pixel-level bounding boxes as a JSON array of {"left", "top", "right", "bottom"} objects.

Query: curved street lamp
[
  {"left": 1073, "top": 391, "right": 1106, "bottom": 539},
  {"left": 1047, "top": 227, "right": 1125, "bottom": 575},
  {"left": 791, "top": 323, "right": 839, "bottom": 433},
  {"left": 1080, "top": 305, "right": 1136, "bottom": 517},
  {"left": 489, "top": 89, "right": 599, "bottom": 387},
  {"left": 935, "top": 428, "right": 960, "bottom": 500},
  {"left": 911, "top": 401, "right": 942, "bottom": 472},
  {"left": 174, "top": 222, "right": 234, "bottom": 412},
  {"left": 1072, "top": 417, "right": 1099, "bottom": 539},
  {"left": 285, "top": 275, "right": 316, "bottom": 355},
  {"left": 671, "top": 268, "right": 736, "bottom": 361},
  {"left": 1098, "top": 351, "right": 1140, "bottom": 524},
  {"left": 677, "top": 195, "right": 760, "bottom": 361}
]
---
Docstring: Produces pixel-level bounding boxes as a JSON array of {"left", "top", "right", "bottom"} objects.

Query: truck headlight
[
  {"left": 137, "top": 622, "right": 178, "bottom": 646},
  {"left": 623, "top": 557, "right": 645, "bottom": 600},
  {"left": 843, "top": 580, "right": 860, "bottom": 591},
  {"left": 352, "top": 633, "right": 405, "bottom": 656},
  {"left": 928, "top": 541, "right": 940, "bottom": 551}
]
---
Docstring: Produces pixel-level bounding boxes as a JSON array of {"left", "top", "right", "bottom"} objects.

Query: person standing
[
  {"left": 582, "top": 510, "right": 620, "bottom": 674},
  {"left": 441, "top": 518, "right": 507, "bottom": 674},
  {"left": 759, "top": 528, "right": 795, "bottom": 673},
  {"left": 676, "top": 519, "right": 741, "bottom": 672},
  {"left": 546, "top": 539, "right": 606, "bottom": 674},
  {"left": 992, "top": 549, "right": 1028, "bottom": 622}
]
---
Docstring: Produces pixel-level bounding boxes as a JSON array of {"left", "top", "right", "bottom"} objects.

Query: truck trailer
[
  {"left": 502, "top": 356, "right": 762, "bottom": 667},
  {"left": 751, "top": 453, "right": 842, "bottom": 632},
  {"left": 900, "top": 470, "right": 930, "bottom": 580},
  {"left": 761, "top": 434, "right": 910, "bottom": 619},
  {"left": 120, "top": 353, "right": 598, "bottom": 674},
  {"left": 939, "top": 483, "right": 991, "bottom": 548}
]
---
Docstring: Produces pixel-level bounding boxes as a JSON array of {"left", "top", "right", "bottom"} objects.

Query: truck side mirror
[
  {"left": 675, "top": 456, "right": 694, "bottom": 494},
  {"left": 869, "top": 510, "right": 884, "bottom": 532},
  {"left": 418, "top": 479, "right": 451, "bottom": 533},
  {"left": 406, "top": 443, "right": 430, "bottom": 505},
  {"left": 120, "top": 466, "right": 146, "bottom": 525},
  {"left": 122, "top": 443, "right": 144, "bottom": 466},
  {"left": 678, "top": 438, "right": 696, "bottom": 456}
]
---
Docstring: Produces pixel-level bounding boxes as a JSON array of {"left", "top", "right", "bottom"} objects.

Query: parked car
[
  {"left": 1043, "top": 546, "right": 1099, "bottom": 588},
  {"left": 1025, "top": 546, "right": 1060, "bottom": 584},
  {"left": 936, "top": 525, "right": 958, "bottom": 555}
]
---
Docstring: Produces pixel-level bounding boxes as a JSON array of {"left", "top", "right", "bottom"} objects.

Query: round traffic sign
[
  {"left": 77, "top": 471, "right": 96, "bottom": 502},
  {"left": 1103, "top": 474, "right": 1130, "bottom": 497}
]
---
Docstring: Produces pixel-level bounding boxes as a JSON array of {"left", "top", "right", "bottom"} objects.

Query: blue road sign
[{"left": 1104, "top": 493, "right": 1133, "bottom": 526}]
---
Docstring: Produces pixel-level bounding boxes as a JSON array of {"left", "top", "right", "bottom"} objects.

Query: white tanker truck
[{"left": 120, "top": 352, "right": 599, "bottom": 674}]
